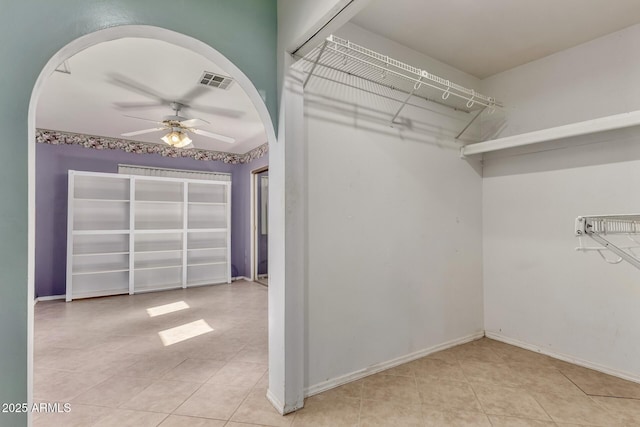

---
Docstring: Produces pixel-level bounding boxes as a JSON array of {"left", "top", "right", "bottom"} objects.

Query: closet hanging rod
[{"left": 314, "top": 35, "right": 502, "bottom": 111}]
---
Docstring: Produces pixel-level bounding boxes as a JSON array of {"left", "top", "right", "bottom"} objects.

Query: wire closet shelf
[
  {"left": 300, "top": 35, "right": 503, "bottom": 130},
  {"left": 575, "top": 214, "right": 640, "bottom": 269}
]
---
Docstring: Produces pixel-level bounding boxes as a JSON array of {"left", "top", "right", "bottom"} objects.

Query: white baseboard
[
  {"left": 304, "top": 331, "right": 485, "bottom": 397},
  {"left": 485, "top": 331, "right": 640, "bottom": 385},
  {"left": 34, "top": 295, "right": 66, "bottom": 304},
  {"left": 232, "top": 276, "right": 250, "bottom": 282}
]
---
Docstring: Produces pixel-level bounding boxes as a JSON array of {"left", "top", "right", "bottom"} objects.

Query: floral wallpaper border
[{"left": 36, "top": 129, "right": 268, "bottom": 164}]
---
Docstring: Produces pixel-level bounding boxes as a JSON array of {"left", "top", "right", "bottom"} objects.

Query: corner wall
[
  {"left": 481, "top": 24, "right": 640, "bottom": 380},
  {"left": 303, "top": 24, "right": 485, "bottom": 391},
  {"left": 483, "top": 130, "right": 640, "bottom": 380}
]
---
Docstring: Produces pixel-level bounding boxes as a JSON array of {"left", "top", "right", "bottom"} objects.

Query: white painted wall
[
  {"left": 303, "top": 24, "right": 485, "bottom": 391},
  {"left": 483, "top": 130, "right": 640, "bottom": 380},
  {"left": 274, "top": 0, "right": 365, "bottom": 411},
  {"left": 481, "top": 24, "right": 640, "bottom": 140},
  {"left": 481, "top": 24, "right": 640, "bottom": 380}
]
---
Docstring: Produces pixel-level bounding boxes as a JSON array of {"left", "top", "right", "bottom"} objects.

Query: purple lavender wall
[
  {"left": 231, "top": 155, "right": 269, "bottom": 277},
  {"left": 35, "top": 142, "right": 267, "bottom": 297}
]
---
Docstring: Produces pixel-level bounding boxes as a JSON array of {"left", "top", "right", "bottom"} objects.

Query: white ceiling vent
[{"left": 199, "top": 72, "right": 233, "bottom": 89}]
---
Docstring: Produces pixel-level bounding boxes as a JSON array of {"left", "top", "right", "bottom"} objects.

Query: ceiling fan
[
  {"left": 110, "top": 72, "right": 240, "bottom": 148},
  {"left": 121, "top": 102, "right": 235, "bottom": 148}
]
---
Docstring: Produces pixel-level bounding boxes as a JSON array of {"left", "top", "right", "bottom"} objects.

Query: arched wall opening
[{"left": 27, "top": 25, "right": 282, "bottom": 421}]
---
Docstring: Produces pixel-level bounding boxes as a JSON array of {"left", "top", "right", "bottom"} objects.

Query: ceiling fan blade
[
  {"left": 191, "top": 128, "right": 235, "bottom": 143},
  {"left": 121, "top": 127, "right": 166, "bottom": 137},
  {"left": 123, "top": 115, "right": 165, "bottom": 125},
  {"left": 179, "top": 85, "right": 210, "bottom": 104},
  {"left": 180, "top": 118, "right": 210, "bottom": 127},
  {"left": 187, "top": 104, "right": 245, "bottom": 118},
  {"left": 114, "top": 101, "right": 164, "bottom": 110},
  {"left": 108, "top": 73, "right": 169, "bottom": 103}
]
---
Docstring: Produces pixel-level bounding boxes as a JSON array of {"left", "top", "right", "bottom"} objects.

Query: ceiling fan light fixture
[{"left": 161, "top": 128, "right": 192, "bottom": 148}]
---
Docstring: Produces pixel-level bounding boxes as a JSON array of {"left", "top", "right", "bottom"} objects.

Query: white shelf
[
  {"left": 187, "top": 279, "right": 227, "bottom": 287},
  {"left": 187, "top": 247, "right": 226, "bottom": 251},
  {"left": 135, "top": 200, "right": 183, "bottom": 204},
  {"left": 135, "top": 249, "right": 183, "bottom": 254},
  {"left": 75, "top": 198, "right": 130, "bottom": 203},
  {"left": 72, "top": 268, "right": 129, "bottom": 276},
  {"left": 73, "top": 173, "right": 130, "bottom": 201},
  {"left": 135, "top": 178, "right": 183, "bottom": 203},
  {"left": 135, "top": 265, "right": 183, "bottom": 271},
  {"left": 73, "top": 230, "right": 130, "bottom": 235},
  {"left": 67, "top": 171, "right": 232, "bottom": 301},
  {"left": 188, "top": 181, "right": 227, "bottom": 204},
  {"left": 73, "top": 234, "right": 129, "bottom": 256},
  {"left": 187, "top": 262, "right": 228, "bottom": 288},
  {"left": 300, "top": 34, "right": 501, "bottom": 131},
  {"left": 134, "top": 284, "right": 183, "bottom": 293},
  {"left": 187, "top": 261, "right": 226, "bottom": 267},
  {"left": 188, "top": 202, "right": 226, "bottom": 205},
  {"left": 134, "top": 229, "right": 184, "bottom": 234},
  {"left": 70, "top": 289, "right": 129, "bottom": 299},
  {"left": 73, "top": 251, "right": 129, "bottom": 257},
  {"left": 135, "top": 233, "right": 182, "bottom": 253}
]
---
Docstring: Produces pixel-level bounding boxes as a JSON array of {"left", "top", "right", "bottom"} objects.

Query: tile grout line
[
  {"left": 557, "top": 369, "right": 589, "bottom": 396},
  {"left": 555, "top": 365, "right": 640, "bottom": 402},
  {"left": 466, "top": 379, "right": 491, "bottom": 423},
  {"left": 527, "top": 391, "right": 556, "bottom": 424},
  {"left": 587, "top": 394, "right": 640, "bottom": 401},
  {"left": 461, "top": 344, "right": 557, "bottom": 425},
  {"left": 411, "top": 372, "right": 418, "bottom": 425},
  {"left": 552, "top": 370, "right": 632, "bottom": 420},
  {"left": 490, "top": 342, "right": 558, "bottom": 424},
  {"left": 223, "top": 377, "right": 266, "bottom": 425},
  {"left": 357, "top": 389, "right": 363, "bottom": 427},
  {"left": 153, "top": 413, "right": 170, "bottom": 427},
  {"left": 167, "top": 378, "right": 208, "bottom": 417}
]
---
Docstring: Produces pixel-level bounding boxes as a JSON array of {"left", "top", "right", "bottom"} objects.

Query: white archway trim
[{"left": 27, "top": 25, "right": 280, "bottom": 420}]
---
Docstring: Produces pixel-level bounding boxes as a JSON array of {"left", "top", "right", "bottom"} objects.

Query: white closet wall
[
  {"left": 482, "top": 24, "right": 640, "bottom": 381},
  {"left": 303, "top": 23, "right": 484, "bottom": 393}
]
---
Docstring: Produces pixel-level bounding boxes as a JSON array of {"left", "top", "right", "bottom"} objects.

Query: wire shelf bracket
[
  {"left": 575, "top": 215, "right": 640, "bottom": 270},
  {"left": 300, "top": 35, "right": 503, "bottom": 137}
]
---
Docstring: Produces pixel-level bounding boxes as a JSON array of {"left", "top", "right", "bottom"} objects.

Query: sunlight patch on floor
[
  {"left": 146, "top": 301, "right": 190, "bottom": 317},
  {"left": 158, "top": 319, "right": 213, "bottom": 346}
]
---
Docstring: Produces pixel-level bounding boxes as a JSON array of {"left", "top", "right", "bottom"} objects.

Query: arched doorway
[{"left": 28, "top": 25, "right": 280, "bottom": 423}]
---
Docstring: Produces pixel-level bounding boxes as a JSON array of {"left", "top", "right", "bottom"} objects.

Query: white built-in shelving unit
[{"left": 66, "top": 170, "right": 231, "bottom": 301}]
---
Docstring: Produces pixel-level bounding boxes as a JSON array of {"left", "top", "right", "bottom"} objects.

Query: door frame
[{"left": 251, "top": 165, "right": 269, "bottom": 283}]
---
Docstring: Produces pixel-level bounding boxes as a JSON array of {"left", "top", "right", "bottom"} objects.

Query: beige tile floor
[{"left": 35, "top": 280, "right": 640, "bottom": 426}]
